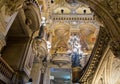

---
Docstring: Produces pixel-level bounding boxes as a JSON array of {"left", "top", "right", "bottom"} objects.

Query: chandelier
[{"left": 68, "top": 34, "right": 83, "bottom": 67}]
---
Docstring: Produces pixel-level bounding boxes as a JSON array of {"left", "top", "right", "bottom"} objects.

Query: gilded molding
[
  {"left": 110, "top": 39, "right": 120, "bottom": 57},
  {"left": 79, "top": 27, "right": 110, "bottom": 83}
]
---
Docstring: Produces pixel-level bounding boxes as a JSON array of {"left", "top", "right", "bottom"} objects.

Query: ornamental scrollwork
[
  {"left": 95, "top": 0, "right": 120, "bottom": 15},
  {"left": 110, "top": 40, "right": 120, "bottom": 57},
  {"left": 5, "top": 0, "right": 24, "bottom": 15},
  {"left": 32, "top": 38, "right": 47, "bottom": 60},
  {"left": 96, "top": 0, "right": 120, "bottom": 25},
  {"left": 105, "top": 0, "right": 120, "bottom": 15}
]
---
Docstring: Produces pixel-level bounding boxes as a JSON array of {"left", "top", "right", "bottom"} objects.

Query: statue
[{"left": 38, "top": 24, "right": 45, "bottom": 39}]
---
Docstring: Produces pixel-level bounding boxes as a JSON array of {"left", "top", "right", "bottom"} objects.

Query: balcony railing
[
  {"left": 51, "top": 13, "right": 95, "bottom": 23},
  {"left": 0, "top": 56, "right": 15, "bottom": 83}
]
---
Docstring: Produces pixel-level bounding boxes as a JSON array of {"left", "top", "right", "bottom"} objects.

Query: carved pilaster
[
  {"left": 30, "top": 57, "right": 43, "bottom": 84},
  {"left": 43, "top": 67, "right": 50, "bottom": 84},
  {"left": 31, "top": 37, "right": 48, "bottom": 84}
]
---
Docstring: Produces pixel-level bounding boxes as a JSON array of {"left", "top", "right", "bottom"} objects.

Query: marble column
[
  {"left": 43, "top": 67, "right": 50, "bottom": 84},
  {"left": 30, "top": 58, "right": 42, "bottom": 84}
]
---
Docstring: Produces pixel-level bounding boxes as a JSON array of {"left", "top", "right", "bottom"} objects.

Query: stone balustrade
[
  {"left": 51, "top": 53, "right": 71, "bottom": 67},
  {"left": 0, "top": 56, "right": 15, "bottom": 83},
  {"left": 51, "top": 13, "right": 95, "bottom": 23}
]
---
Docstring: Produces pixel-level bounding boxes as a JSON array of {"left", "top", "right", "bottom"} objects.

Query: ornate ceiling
[
  {"left": 45, "top": 2, "right": 100, "bottom": 56},
  {"left": 50, "top": 23, "right": 70, "bottom": 54}
]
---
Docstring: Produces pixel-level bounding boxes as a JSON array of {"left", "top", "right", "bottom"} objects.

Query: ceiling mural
[
  {"left": 31, "top": 0, "right": 120, "bottom": 84},
  {"left": 44, "top": 0, "right": 101, "bottom": 69},
  {"left": 50, "top": 23, "right": 70, "bottom": 54},
  {"left": 49, "top": 23, "right": 98, "bottom": 54}
]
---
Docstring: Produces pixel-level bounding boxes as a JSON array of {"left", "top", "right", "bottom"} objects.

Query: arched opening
[{"left": 0, "top": 0, "right": 120, "bottom": 84}]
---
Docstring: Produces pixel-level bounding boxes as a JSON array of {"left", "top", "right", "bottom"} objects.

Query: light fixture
[
  {"left": 51, "top": 0, "right": 54, "bottom": 3},
  {"left": 26, "top": 78, "right": 32, "bottom": 84},
  {"left": 61, "top": 9, "right": 64, "bottom": 14},
  {"left": 83, "top": 9, "right": 86, "bottom": 14},
  {"left": 68, "top": 34, "right": 83, "bottom": 67}
]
